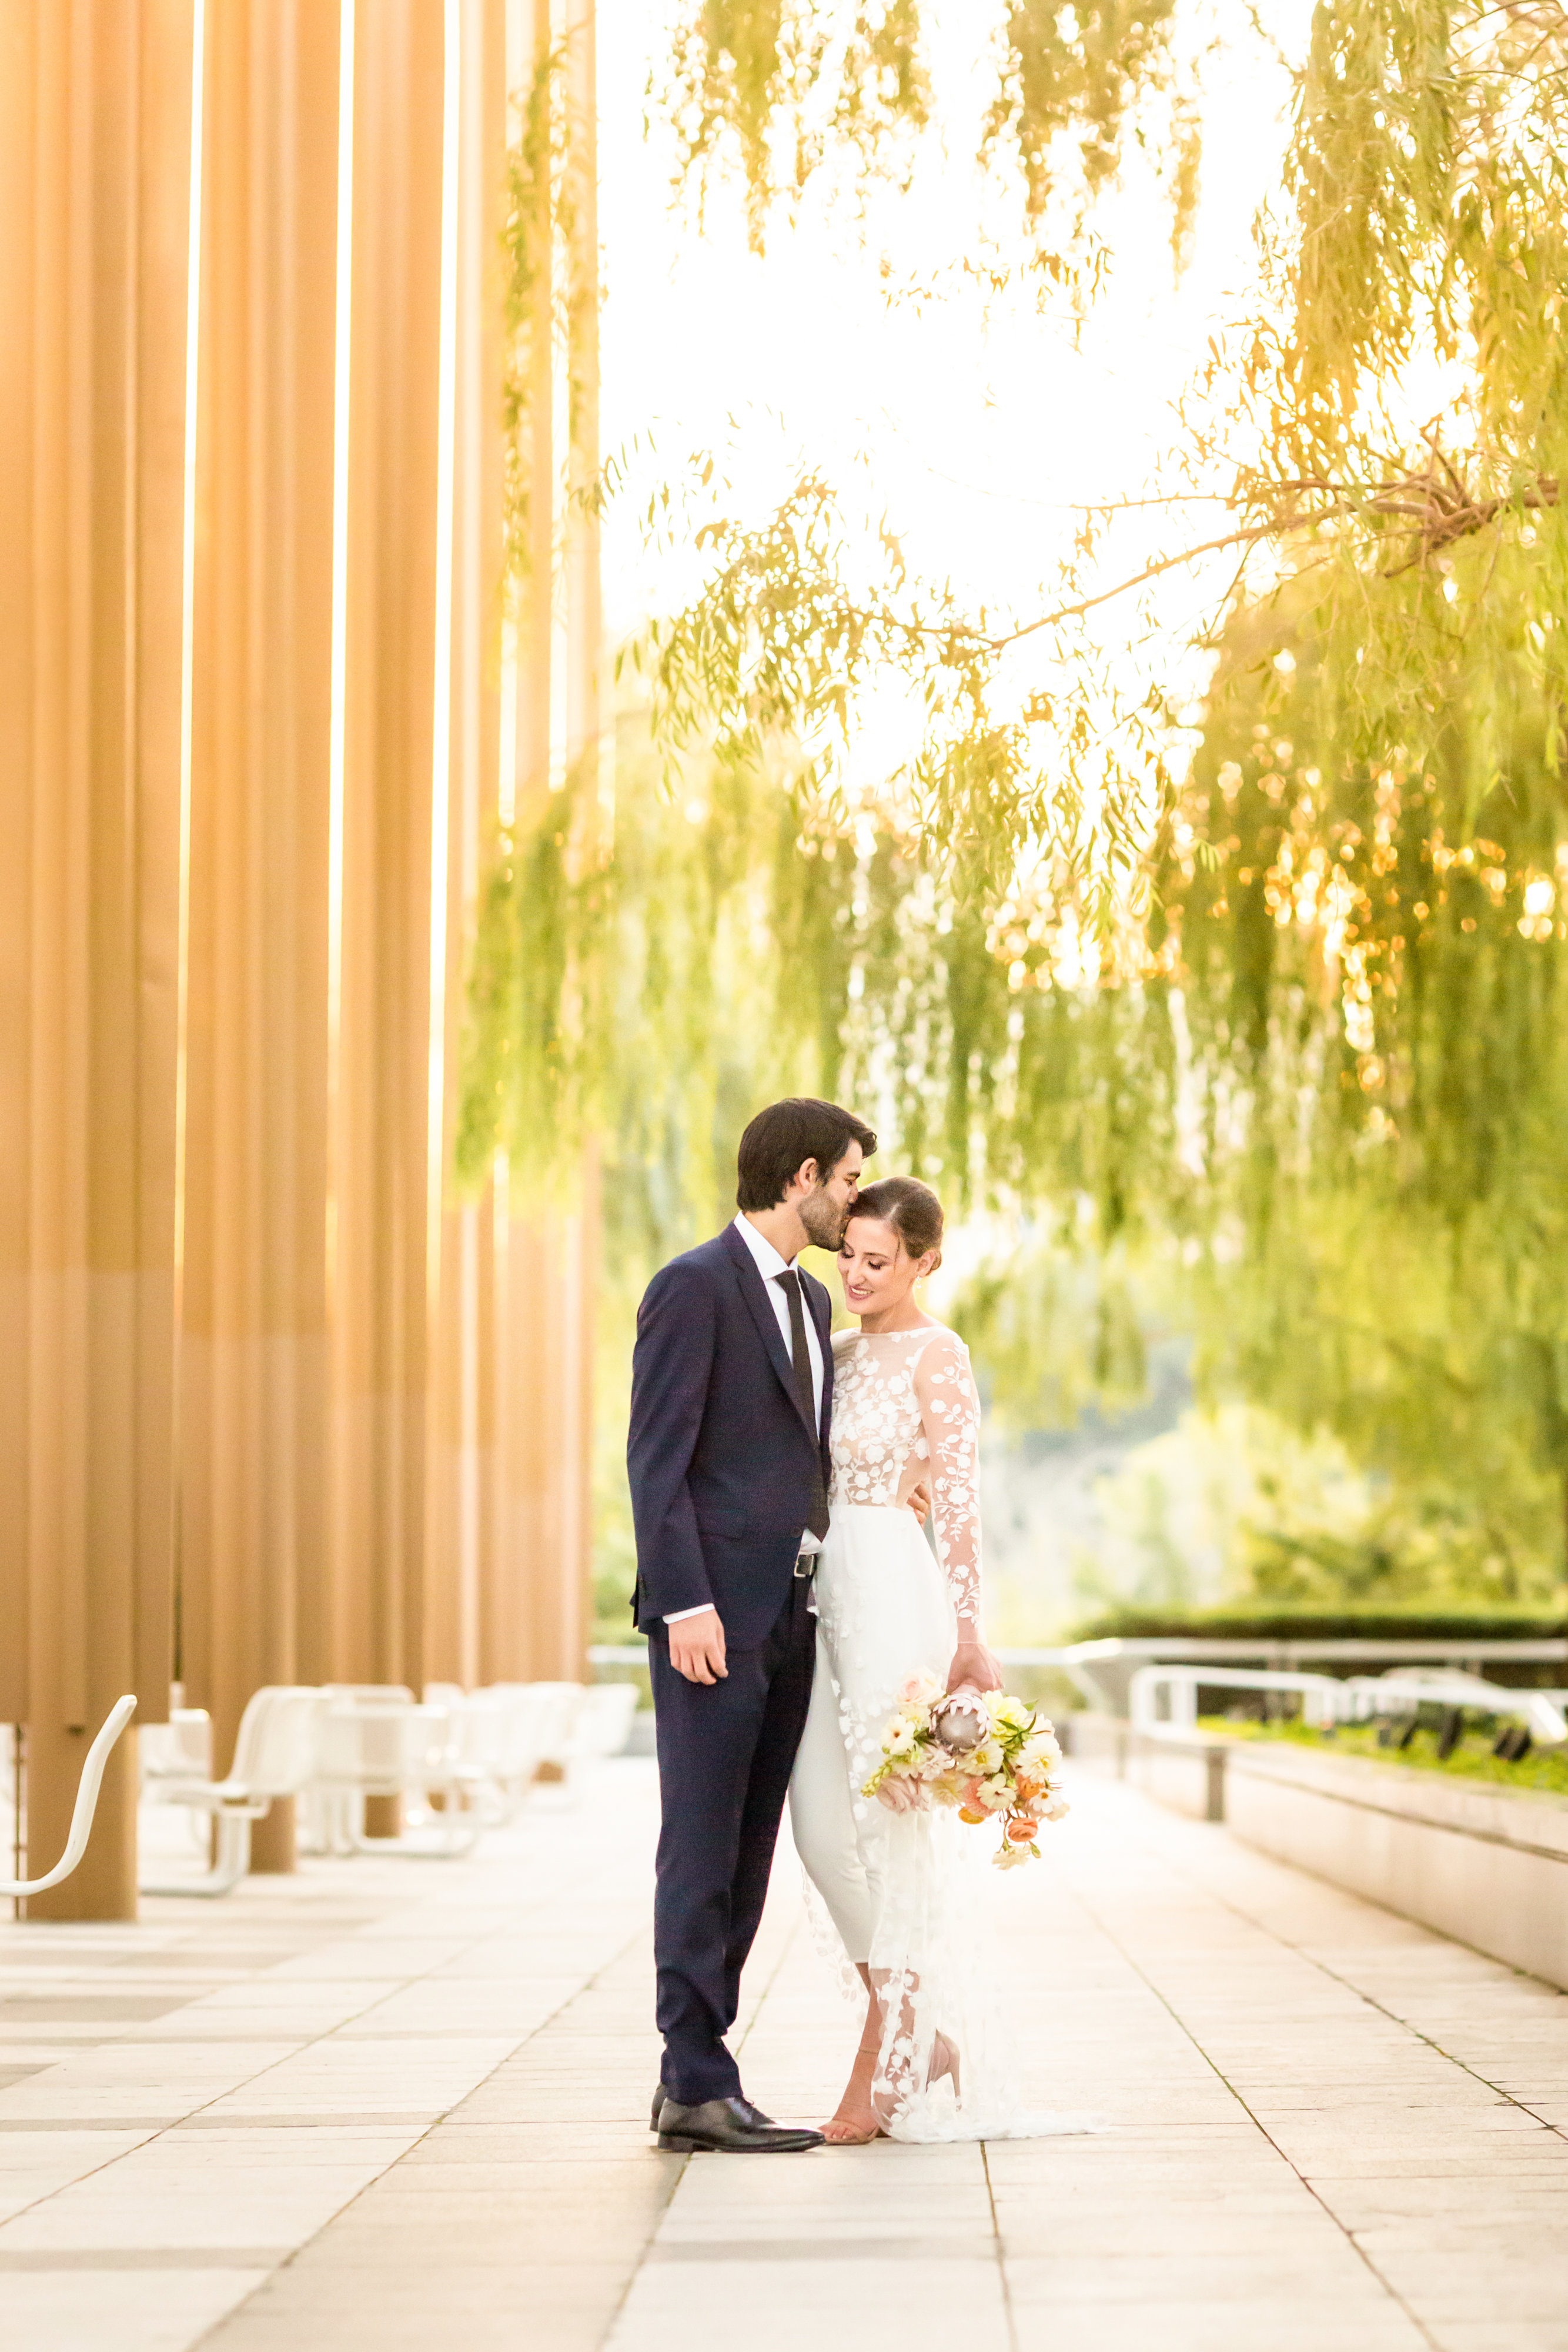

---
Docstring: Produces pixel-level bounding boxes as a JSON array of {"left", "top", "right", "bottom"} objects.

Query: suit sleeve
[{"left": 627, "top": 1259, "right": 718, "bottom": 1622}]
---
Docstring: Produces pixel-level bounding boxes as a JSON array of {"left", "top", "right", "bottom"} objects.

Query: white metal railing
[
  {"left": 590, "top": 1633, "right": 1568, "bottom": 1728},
  {"left": 1129, "top": 1663, "right": 1345, "bottom": 1733},
  {"left": 1128, "top": 1661, "right": 1568, "bottom": 1747}
]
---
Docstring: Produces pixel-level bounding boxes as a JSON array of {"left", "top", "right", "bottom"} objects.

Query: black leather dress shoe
[
  {"left": 653, "top": 2085, "right": 780, "bottom": 2132},
  {"left": 657, "top": 2096, "right": 823, "bottom": 2154}
]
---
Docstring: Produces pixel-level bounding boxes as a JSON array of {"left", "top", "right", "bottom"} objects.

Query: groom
[{"left": 628, "top": 1097, "right": 875, "bottom": 2153}]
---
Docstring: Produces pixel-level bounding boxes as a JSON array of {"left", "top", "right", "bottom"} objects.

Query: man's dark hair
[{"left": 735, "top": 1098, "right": 877, "bottom": 1212}]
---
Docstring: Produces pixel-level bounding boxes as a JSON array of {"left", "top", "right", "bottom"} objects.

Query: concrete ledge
[
  {"left": 1068, "top": 1710, "right": 1568, "bottom": 1990},
  {"left": 1065, "top": 1712, "right": 1228, "bottom": 1822},
  {"left": 1224, "top": 1738, "right": 1568, "bottom": 1988}
]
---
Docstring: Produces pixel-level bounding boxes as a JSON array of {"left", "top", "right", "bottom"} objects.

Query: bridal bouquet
[{"left": 860, "top": 1671, "right": 1068, "bottom": 1867}]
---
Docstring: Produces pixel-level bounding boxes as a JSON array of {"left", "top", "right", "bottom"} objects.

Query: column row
[{"left": 0, "top": 0, "right": 597, "bottom": 1916}]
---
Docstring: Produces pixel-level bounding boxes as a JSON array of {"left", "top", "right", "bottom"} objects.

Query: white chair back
[
  {"left": 229, "top": 1687, "right": 326, "bottom": 1796},
  {"left": 488, "top": 1681, "right": 584, "bottom": 1772},
  {"left": 574, "top": 1683, "right": 638, "bottom": 1759},
  {"left": 141, "top": 1708, "right": 212, "bottom": 1784},
  {"left": 319, "top": 1700, "right": 450, "bottom": 1793}
]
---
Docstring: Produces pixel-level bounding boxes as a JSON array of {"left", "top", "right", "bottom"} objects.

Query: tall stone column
[
  {"left": 481, "top": 0, "right": 597, "bottom": 1683},
  {"left": 0, "top": 0, "right": 193, "bottom": 1917},
  {"left": 326, "top": 0, "right": 450, "bottom": 1688},
  {"left": 421, "top": 0, "right": 510, "bottom": 1691},
  {"left": 559, "top": 0, "right": 601, "bottom": 1671},
  {"left": 176, "top": 0, "right": 343, "bottom": 1868}
]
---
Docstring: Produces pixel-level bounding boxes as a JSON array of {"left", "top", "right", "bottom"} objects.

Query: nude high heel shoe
[
  {"left": 927, "top": 2032, "right": 961, "bottom": 2097},
  {"left": 822, "top": 2042, "right": 887, "bottom": 2146}
]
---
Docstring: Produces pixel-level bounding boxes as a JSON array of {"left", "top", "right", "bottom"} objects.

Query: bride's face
[{"left": 838, "top": 1217, "right": 923, "bottom": 1317}]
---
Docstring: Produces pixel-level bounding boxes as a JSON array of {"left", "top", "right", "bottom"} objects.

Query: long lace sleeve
[{"left": 912, "top": 1332, "right": 983, "bottom": 1632}]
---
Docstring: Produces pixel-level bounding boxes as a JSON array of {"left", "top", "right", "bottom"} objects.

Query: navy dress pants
[{"left": 648, "top": 1576, "right": 816, "bottom": 2106}]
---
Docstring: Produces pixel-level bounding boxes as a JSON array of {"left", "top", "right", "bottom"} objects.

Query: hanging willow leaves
[
  {"left": 1191, "top": 0, "right": 1568, "bottom": 779},
  {"left": 641, "top": 4, "right": 1568, "bottom": 888},
  {"left": 653, "top": 0, "right": 1196, "bottom": 252},
  {"left": 627, "top": 466, "right": 1176, "bottom": 894},
  {"left": 1126, "top": 602, "right": 1568, "bottom": 1603},
  {"left": 984, "top": 0, "right": 1188, "bottom": 231}
]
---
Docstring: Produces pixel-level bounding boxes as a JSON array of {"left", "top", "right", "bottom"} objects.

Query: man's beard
[{"left": 798, "top": 1187, "right": 848, "bottom": 1252}]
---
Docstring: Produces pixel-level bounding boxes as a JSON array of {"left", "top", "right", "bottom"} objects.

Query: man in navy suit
[{"left": 628, "top": 1097, "right": 875, "bottom": 2153}]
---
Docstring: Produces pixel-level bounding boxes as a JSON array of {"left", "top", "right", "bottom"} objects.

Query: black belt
[{"left": 793, "top": 1551, "right": 817, "bottom": 1580}]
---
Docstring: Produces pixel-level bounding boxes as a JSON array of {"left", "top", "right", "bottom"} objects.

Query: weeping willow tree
[
  {"left": 636, "top": 0, "right": 1568, "bottom": 880},
  {"left": 462, "top": 1, "right": 1568, "bottom": 1618},
  {"left": 1142, "top": 602, "right": 1568, "bottom": 1606}
]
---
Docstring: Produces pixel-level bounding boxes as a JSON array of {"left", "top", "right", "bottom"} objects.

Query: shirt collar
[{"left": 731, "top": 1210, "right": 795, "bottom": 1283}]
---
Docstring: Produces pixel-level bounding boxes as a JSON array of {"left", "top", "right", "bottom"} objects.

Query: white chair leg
[{"left": 139, "top": 1808, "right": 254, "bottom": 1897}]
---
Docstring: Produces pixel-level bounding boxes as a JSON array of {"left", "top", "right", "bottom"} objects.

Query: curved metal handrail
[{"left": 1, "top": 1696, "right": 138, "bottom": 1896}]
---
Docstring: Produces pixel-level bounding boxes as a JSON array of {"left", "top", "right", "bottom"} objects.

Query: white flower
[
  {"left": 974, "top": 1738, "right": 1004, "bottom": 1775},
  {"left": 885, "top": 1722, "right": 917, "bottom": 1757}
]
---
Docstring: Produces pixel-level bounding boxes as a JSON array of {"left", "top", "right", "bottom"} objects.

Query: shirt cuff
[{"left": 663, "top": 1604, "right": 717, "bottom": 1623}]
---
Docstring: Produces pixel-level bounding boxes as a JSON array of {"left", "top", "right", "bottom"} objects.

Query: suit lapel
[
  {"left": 804, "top": 1270, "right": 834, "bottom": 1444},
  {"left": 719, "top": 1222, "right": 817, "bottom": 1441}
]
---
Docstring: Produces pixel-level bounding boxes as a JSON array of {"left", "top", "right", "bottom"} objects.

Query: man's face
[{"left": 795, "top": 1142, "right": 864, "bottom": 1251}]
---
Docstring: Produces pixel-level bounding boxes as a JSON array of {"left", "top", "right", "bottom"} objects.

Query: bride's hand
[
  {"left": 904, "top": 1479, "right": 931, "bottom": 1528},
  {"left": 947, "top": 1641, "right": 1003, "bottom": 1695}
]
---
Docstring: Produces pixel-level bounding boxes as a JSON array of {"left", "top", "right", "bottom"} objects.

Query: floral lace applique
[{"left": 828, "top": 1326, "right": 983, "bottom": 1631}]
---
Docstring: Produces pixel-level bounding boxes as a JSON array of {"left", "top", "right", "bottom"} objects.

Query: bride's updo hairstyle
[{"left": 847, "top": 1176, "right": 944, "bottom": 1271}]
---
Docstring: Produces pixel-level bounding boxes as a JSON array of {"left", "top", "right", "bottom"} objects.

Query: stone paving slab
[{"left": 2, "top": 1761, "right": 1567, "bottom": 2350}]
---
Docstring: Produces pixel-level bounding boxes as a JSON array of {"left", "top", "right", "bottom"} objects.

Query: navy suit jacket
[{"left": 627, "top": 1223, "right": 835, "bottom": 1649}]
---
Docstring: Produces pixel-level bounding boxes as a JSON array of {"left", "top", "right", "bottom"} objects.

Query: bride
[{"left": 788, "top": 1175, "right": 1085, "bottom": 2146}]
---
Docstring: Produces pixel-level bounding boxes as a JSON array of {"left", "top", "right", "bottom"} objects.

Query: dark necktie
[{"left": 777, "top": 1269, "right": 830, "bottom": 1540}]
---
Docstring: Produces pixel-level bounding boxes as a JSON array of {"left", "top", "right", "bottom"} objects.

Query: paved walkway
[{"left": 2, "top": 1761, "right": 1567, "bottom": 2352}]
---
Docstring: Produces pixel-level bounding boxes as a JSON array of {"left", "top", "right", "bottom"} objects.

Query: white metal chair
[
  {"left": 296, "top": 1686, "right": 416, "bottom": 1852},
  {"left": 140, "top": 1708, "right": 213, "bottom": 1788},
  {"left": 138, "top": 1686, "right": 327, "bottom": 1896},
  {"left": 474, "top": 1683, "right": 584, "bottom": 1815},
  {"left": 1, "top": 1696, "right": 137, "bottom": 1897},
  {"left": 312, "top": 1695, "right": 477, "bottom": 1857},
  {"left": 569, "top": 1683, "right": 640, "bottom": 1772}
]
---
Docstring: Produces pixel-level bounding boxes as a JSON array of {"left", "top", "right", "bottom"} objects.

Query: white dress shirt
[{"left": 664, "top": 1214, "right": 827, "bottom": 1623}]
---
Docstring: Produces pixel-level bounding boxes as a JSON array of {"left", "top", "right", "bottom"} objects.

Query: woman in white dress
[{"left": 788, "top": 1175, "right": 1047, "bottom": 2146}]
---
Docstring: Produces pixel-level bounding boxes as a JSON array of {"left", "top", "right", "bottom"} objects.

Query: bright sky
[{"left": 596, "top": 0, "right": 1310, "bottom": 719}]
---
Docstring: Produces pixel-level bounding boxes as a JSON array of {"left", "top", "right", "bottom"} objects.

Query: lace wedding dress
[{"left": 787, "top": 1322, "right": 1095, "bottom": 2141}]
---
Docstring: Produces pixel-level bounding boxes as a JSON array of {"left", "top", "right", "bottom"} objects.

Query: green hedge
[
  {"left": 1069, "top": 1606, "right": 1566, "bottom": 1645},
  {"left": 1209, "top": 1716, "right": 1568, "bottom": 1799}
]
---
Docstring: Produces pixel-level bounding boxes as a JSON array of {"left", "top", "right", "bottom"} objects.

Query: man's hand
[
  {"left": 905, "top": 1478, "right": 932, "bottom": 1528},
  {"left": 947, "top": 1639, "right": 1003, "bottom": 1695},
  {"left": 668, "top": 1607, "right": 728, "bottom": 1685}
]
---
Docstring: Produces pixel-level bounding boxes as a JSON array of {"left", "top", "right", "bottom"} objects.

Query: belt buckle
[{"left": 793, "top": 1552, "right": 815, "bottom": 1579}]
